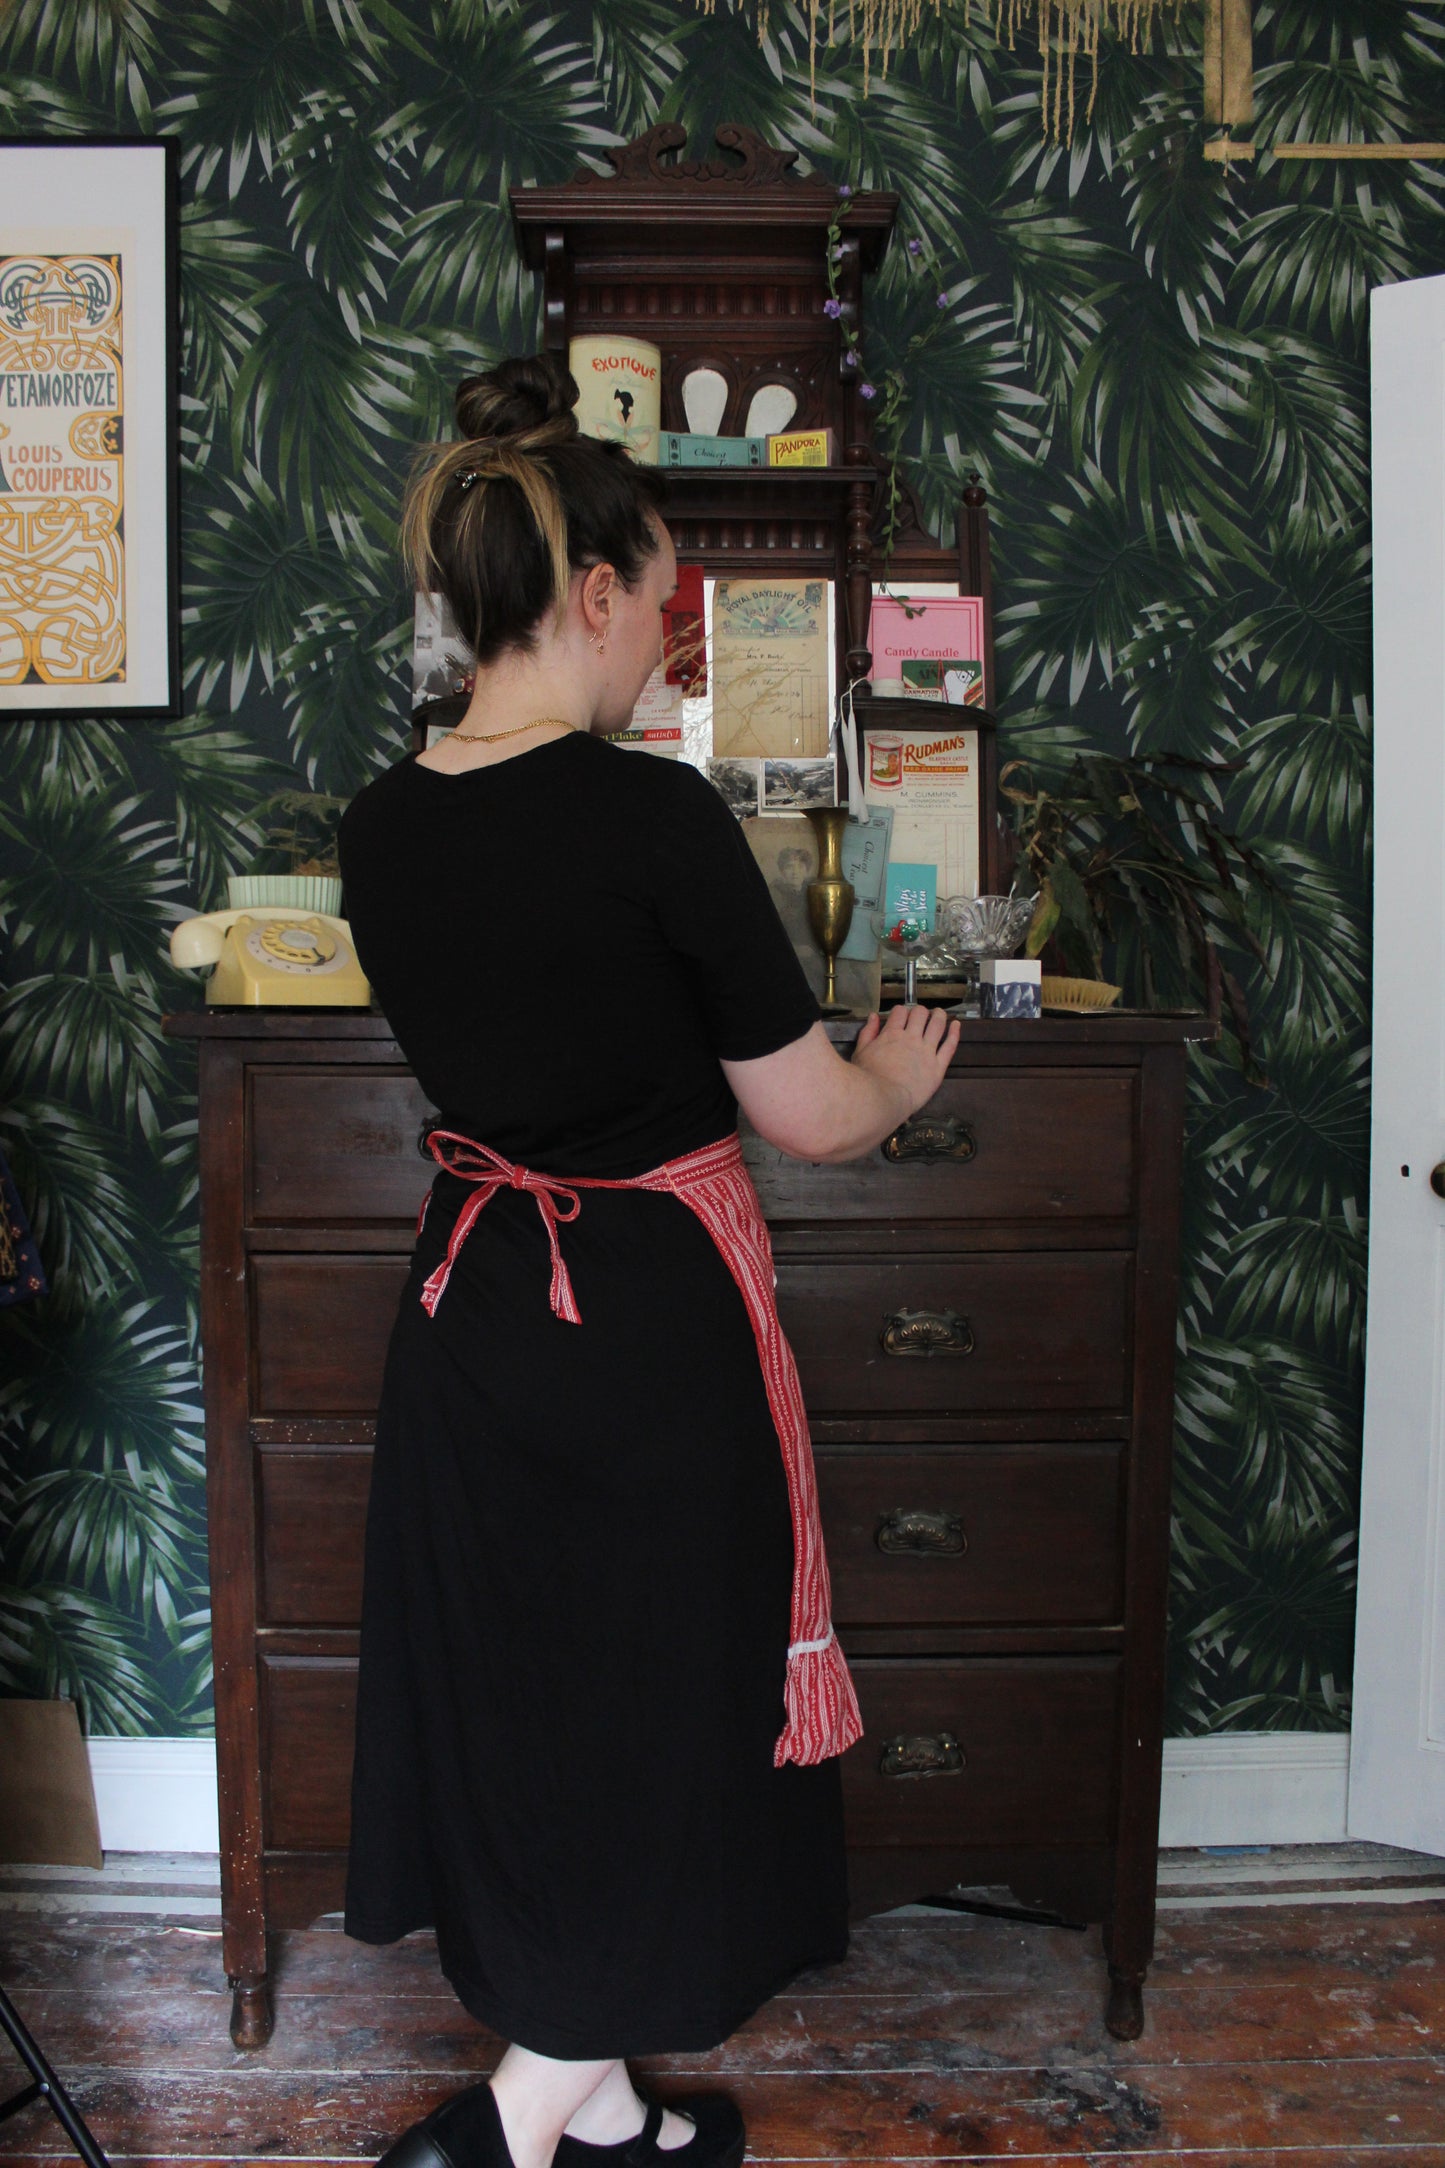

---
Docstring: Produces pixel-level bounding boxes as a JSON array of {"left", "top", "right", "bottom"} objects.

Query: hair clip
[{"left": 456, "top": 469, "right": 480, "bottom": 491}]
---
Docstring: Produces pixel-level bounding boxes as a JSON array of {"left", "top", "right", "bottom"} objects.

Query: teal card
[
  {"left": 659, "top": 431, "right": 766, "bottom": 467},
  {"left": 839, "top": 812, "right": 893, "bottom": 959},
  {"left": 884, "top": 862, "right": 936, "bottom": 932}
]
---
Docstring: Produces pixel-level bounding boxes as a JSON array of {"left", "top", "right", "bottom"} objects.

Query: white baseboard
[
  {"left": 87, "top": 1738, "right": 219, "bottom": 1853},
  {"left": 88, "top": 1732, "right": 1350, "bottom": 1857},
  {"left": 1158, "top": 1730, "right": 1351, "bottom": 1846}
]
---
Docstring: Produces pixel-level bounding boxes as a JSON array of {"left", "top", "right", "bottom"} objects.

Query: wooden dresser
[{"left": 165, "top": 1006, "right": 1203, "bottom": 2051}]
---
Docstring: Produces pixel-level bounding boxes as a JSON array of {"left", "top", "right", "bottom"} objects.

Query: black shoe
[
  {"left": 376, "top": 2083, "right": 515, "bottom": 2168},
  {"left": 552, "top": 2092, "right": 745, "bottom": 2168}
]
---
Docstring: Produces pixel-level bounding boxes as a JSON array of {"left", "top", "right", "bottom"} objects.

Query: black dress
[{"left": 337, "top": 732, "right": 850, "bottom": 2059}]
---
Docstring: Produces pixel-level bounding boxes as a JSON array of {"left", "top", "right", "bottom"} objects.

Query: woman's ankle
[
  {"left": 486, "top": 2078, "right": 561, "bottom": 2168},
  {"left": 487, "top": 2052, "right": 623, "bottom": 2168},
  {"left": 560, "top": 2082, "right": 646, "bottom": 2145}
]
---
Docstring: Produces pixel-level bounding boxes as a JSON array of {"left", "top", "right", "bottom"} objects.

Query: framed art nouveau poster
[{"left": 0, "top": 138, "right": 179, "bottom": 720}]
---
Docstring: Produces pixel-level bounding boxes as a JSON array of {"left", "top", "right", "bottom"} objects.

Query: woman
[{"left": 339, "top": 355, "right": 959, "bottom": 2168}]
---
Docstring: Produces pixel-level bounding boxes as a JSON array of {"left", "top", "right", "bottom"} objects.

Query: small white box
[{"left": 979, "top": 956, "right": 1041, "bottom": 1019}]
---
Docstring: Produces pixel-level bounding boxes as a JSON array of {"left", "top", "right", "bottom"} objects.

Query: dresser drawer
[
  {"left": 250, "top": 1249, "right": 1132, "bottom": 1418},
  {"left": 743, "top": 1067, "right": 1136, "bottom": 1223},
  {"left": 251, "top": 1064, "right": 1136, "bottom": 1228},
  {"left": 253, "top": 1444, "right": 1122, "bottom": 1633},
  {"left": 258, "top": 1450, "right": 370, "bottom": 1624},
  {"left": 248, "top": 1067, "right": 436, "bottom": 1224},
  {"left": 250, "top": 1255, "right": 409, "bottom": 1414},
  {"left": 819, "top": 1446, "right": 1124, "bottom": 1626},
  {"left": 778, "top": 1251, "right": 1131, "bottom": 1415},
  {"left": 259, "top": 1655, "right": 357, "bottom": 1850},
  {"left": 254, "top": 1652, "right": 1120, "bottom": 1856},
  {"left": 842, "top": 1657, "right": 1120, "bottom": 1846}
]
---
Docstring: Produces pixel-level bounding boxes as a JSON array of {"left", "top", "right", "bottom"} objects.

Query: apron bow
[{"left": 419, "top": 1130, "right": 584, "bottom": 1324}]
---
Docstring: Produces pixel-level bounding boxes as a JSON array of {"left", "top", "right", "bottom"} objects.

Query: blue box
[{"left": 978, "top": 957, "right": 1041, "bottom": 1019}]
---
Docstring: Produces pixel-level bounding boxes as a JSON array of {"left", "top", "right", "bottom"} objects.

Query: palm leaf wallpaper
[{"left": 0, "top": 0, "right": 1438, "bottom": 1740}]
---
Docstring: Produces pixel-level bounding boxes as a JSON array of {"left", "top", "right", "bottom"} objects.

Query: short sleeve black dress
[{"left": 338, "top": 731, "right": 850, "bottom": 2060}]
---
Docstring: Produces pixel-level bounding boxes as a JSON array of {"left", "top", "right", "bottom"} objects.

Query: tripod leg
[{"left": 0, "top": 1984, "right": 112, "bottom": 2168}]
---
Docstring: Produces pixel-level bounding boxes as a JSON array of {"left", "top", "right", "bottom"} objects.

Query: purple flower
[
  {"left": 907, "top": 238, "right": 922, "bottom": 256},
  {"left": 832, "top": 243, "right": 847, "bottom": 261},
  {"left": 837, "top": 182, "right": 853, "bottom": 197},
  {"left": 844, "top": 348, "right": 861, "bottom": 369},
  {"left": 936, "top": 291, "right": 949, "bottom": 308},
  {"left": 859, "top": 381, "right": 877, "bottom": 400},
  {"left": 823, "top": 297, "right": 843, "bottom": 319}
]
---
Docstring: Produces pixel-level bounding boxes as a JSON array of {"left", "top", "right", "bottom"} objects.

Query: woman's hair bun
[
  {"left": 401, "top": 348, "right": 664, "bottom": 670},
  {"left": 455, "top": 355, "right": 579, "bottom": 447}
]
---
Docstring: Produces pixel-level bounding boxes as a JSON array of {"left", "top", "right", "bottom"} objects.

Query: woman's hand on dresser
[
  {"left": 849, "top": 1004, "right": 961, "bottom": 1132},
  {"left": 722, "top": 1007, "right": 959, "bottom": 1166}
]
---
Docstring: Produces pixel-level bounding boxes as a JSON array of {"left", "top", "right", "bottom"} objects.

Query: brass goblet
[{"left": 805, "top": 806, "right": 855, "bottom": 1016}]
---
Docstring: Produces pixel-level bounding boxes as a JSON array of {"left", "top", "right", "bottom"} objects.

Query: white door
[{"left": 1349, "top": 271, "right": 1445, "bottom": 1854}]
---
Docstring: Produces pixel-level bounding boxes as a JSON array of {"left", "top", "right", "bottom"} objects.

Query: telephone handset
[{"left": 170, "top": 908, "right": 371, "bottom": 1008}]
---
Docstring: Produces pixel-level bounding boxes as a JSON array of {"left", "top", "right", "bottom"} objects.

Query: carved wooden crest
[{"left": 576, "top": 122, "right": 825, "bottom": 188}]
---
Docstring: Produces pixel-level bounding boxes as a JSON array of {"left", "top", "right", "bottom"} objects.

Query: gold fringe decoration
[
  {"left": 696, "top": 0, "right": 1178, "bottom": 133},
  {"left": 972, "top": 0, "right": 1180, "bottom": 142},
  {"left": 695, "top": 0, "right": 942, "bottom": 98}
]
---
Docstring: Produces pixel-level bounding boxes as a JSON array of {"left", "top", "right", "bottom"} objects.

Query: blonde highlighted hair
[{"left": 401, "top": 355, "right": 666, "bottom": 667}]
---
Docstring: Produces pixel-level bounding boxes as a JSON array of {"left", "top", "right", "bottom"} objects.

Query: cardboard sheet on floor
[{"left": 0, "top": 1699, "right": 102, "bottom": 1867}]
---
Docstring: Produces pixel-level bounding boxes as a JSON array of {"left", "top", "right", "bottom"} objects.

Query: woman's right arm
[{"left": 721, "top": 1006, "right": 960, "bottom": 1165}]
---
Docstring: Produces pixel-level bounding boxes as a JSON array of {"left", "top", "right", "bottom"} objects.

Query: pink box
[{"left": 868, "top": 595, "right": 986, "bottom": 704}]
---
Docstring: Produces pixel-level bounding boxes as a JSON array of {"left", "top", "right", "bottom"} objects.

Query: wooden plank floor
[{"left": 2, "top": 1857, "right": 1444, "bottom": 2163}]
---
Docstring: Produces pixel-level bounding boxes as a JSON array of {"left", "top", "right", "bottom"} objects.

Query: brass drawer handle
[
  {"left": 880, "top": 1307, "right": 974, "bottom": 1357},
  {"left": 880, "top": 1731, "right": 966, "bottom": 1778},
  {"left": 876, "top": 1507, "right": 967, "bottom": 1555},
  {"left": 882, "top": 1116, "right": 976, "bottom": 1165}
]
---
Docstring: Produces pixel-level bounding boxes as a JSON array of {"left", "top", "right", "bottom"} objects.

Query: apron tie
[
  {"left": 419, "top": 1131, "right": 584, "bottom": 1324},
  {"left": 413, "top": 1126, "right": 863, "bottom": 1769}
]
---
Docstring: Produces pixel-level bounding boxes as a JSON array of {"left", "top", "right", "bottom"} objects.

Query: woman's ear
[{"left": 580, "top": 560, "right": 617, "bottom": 641}]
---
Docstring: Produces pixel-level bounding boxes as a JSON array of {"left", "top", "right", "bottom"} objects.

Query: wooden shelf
[
  {"left": 852, "top": 693, "right": 999, "bottom": 730},
  {"left": 661, "top": 465, "right": 867, "bottom": 487},
  {"left": 659, "top": 464, "right": 873, "bottom": 543}
]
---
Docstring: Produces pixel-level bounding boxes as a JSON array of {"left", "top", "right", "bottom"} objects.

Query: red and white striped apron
[{"left": 415, "top": 1128, "right": 863, "bottom": 1770}]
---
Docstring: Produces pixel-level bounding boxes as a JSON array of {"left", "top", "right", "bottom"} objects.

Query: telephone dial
[{"left": 170, "top": 908, "right": 371, "bottom": 1007}]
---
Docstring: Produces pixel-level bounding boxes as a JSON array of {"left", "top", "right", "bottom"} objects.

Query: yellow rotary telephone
[{"left": 170, "top": 908, "right": 371, "bottom": 1007}]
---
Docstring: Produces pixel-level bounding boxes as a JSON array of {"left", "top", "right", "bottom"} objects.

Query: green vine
[{"left": 824, "top": 183, "right": 954, "bottom": 584}]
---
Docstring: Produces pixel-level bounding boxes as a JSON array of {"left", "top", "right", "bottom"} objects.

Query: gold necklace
[{"left": 446, "top": 716, "right": 579, "bottom": 745}]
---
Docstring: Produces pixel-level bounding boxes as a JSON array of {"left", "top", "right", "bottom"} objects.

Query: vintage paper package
[
  {"left": 868, "top": 593, "right": 986, "bottom": 705},
  {"left": 569, "top": 334, "right": 661, "bottom": 464}
]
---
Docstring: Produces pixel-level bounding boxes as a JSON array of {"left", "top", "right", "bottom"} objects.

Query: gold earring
[{"left": 592, "top": 630, "right": 608, "bottom": 654}]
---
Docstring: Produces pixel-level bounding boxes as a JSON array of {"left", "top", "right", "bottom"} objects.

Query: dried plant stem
[
  {"left": 693, "top": 0, "right": 1180, "bottom": 137},
  {"left": 695, "top": 0, "right": 943, "bottom": 95},
  {"left": 970, "top": 1, "right": 1180, "bottom": 137}
]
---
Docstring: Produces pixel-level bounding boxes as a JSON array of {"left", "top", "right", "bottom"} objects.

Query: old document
[
  {"left": 711, "top": 579, "right": 832, "bottom": 760},
  {"left": 863, "top": 725, "right": 981, "bottom": 898}
]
